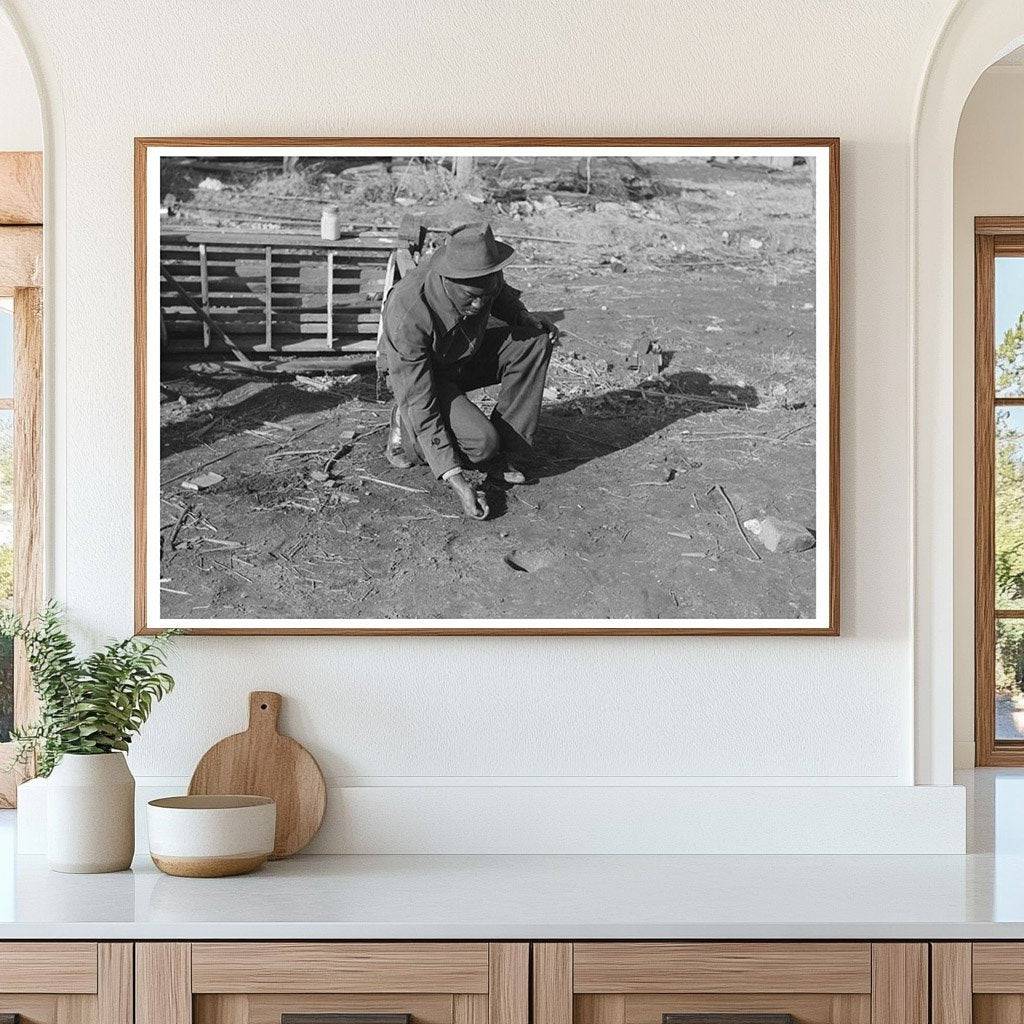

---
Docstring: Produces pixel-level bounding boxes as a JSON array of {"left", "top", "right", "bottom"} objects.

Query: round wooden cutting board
[{"left": 188, "top": 691, "right": 326, "bottom": 859}]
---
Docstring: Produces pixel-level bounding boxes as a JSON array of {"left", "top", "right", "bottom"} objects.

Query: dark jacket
[{"left": 380, "top": 251, "right": 528, "bottom": 477}]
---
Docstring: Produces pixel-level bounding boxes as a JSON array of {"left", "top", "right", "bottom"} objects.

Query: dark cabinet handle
[
  {"left": 283, "top": 1016, "right": 411, "bottom": 1024},
  {"left": 664, "top": 1016, "right": 796, "bottom": 1024}
]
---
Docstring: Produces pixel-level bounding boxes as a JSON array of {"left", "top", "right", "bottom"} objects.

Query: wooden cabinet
[
  {"left": 136, "top": 943, "right": 528, "bottom": 1024},
  {"left": 532, "top": 944, "right": 928, "bottom": 1024},
  {"left": 931, "top": 943, "right": 1024, "bottom": 1024},
  {"left": 0, "top": 942, "right": 132, "bottom": 1024}
]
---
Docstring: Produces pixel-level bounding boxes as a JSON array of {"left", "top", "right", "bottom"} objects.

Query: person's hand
[
  {"left": 522, "top": 314, "right": 559, "bottom": 343},
  {"left": 448, "top": 473, "right": 489, "bottom": 519}
]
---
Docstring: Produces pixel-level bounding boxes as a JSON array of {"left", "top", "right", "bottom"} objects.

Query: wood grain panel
[
  {"left": 55, "top": 995, "right": 95, "bottom": 1024},
  {"left": 0, "top": 943, "right": 97, "bottom": 993},
  {"left": 576, "top": 996, "right": 626, "bottom": 1024},
  {"left": 194, "top": 995, "right": 249, "bottom": 1024},
  {"left": 623, "top": 994, "right": 836, "bottom": 1024},
  {"left": 573, "top": 944, "right": 872, "bottom": 994},
  {"left": 0, "top": 152, "right": 42, "bottom": 224},
  {"left": 534, "top": 944, "right": 573, "bottom": 1024},
  {"left": 975, "top": 995, "right": 1024, "bottom": 1024},
  {"left": 931, "top": 945, "right": 971, "bottom": 1024},
  {"left": 972, "top": 944, "right": 1024, "bottom": 992},
  {"left": 870, "top": 945, "right": 927, "bottom": 1024},
  {"left": 136, "top": 943, "right": 192, "bottom": 1024},
  {"left": 236, "top": 993, "right": 453, "bottom": 1024},
  {"left": 831, "top": 995, "right": 871, "bottom": 1024},
  {"left": 454, "top": 995, "right": 487, "bottom": 1024},
  {"left": 192, "top": 943, "right": 489, "bottom": 994},
  {"left": 97, "top": 945, "right": 133, "bottom": 1024},
  {"left": 489, "top": 943, "right": 528, "bottom": 1024},
  {"left": 0, "top": 226, "right": 42, "bottom": 293}
]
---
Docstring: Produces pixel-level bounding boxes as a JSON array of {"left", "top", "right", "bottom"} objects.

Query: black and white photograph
[{"left": 137, "top": 141, "right": 838, "bottom": 634}]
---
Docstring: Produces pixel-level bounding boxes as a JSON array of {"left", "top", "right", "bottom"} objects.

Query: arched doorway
[{"left": 914, "top": 0, "right": 1024, "bottom": 785}]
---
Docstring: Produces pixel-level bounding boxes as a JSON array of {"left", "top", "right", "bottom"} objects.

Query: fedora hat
[{"left": 436, "top": 223, "right": 515, "bottom": 280}]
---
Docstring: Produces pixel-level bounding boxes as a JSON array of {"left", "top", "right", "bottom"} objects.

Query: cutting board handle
[{"left": 248, "top": 691, "right": 282, "bottom": 734}]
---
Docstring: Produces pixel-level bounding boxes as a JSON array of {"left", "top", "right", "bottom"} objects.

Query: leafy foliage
[
  {"left": 995, "top": 314, "right": 1024, "bottom": 691},
  {"left": 0, "top": 603, "right": 177, "bottom": 776}
]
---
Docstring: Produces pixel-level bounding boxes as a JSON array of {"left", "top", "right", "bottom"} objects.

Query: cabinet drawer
[
  {"left": 534, "top": 943, "right": 925, "bottom": 1024},
  {"left": 0, "top": 942, "right": 98, "bottom": 993},
  {"left": 139, "top": 942, "right": 528, "bottom": 1024}
]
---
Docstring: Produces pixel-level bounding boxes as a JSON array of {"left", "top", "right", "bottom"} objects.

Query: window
[{"left": 975, "top": 220, "right": 1024, "bottom": 764}]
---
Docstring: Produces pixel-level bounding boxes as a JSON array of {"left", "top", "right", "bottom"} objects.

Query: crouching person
[{"left": 379, "top": 222, "right": 557, "bottom": 519}]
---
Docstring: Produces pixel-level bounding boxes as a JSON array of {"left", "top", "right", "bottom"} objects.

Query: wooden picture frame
[{"left": 135, "top": 137, "right": 840, "bottom": 636}]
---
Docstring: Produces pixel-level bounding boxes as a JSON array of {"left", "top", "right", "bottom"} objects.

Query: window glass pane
[
  {"left": 998, "top": 619, "right": 1024, "bottom": 740},
  {"left": 0, "top": 302, "right": 12, "bottom": 400},
  {"left": 997, "top": 407, "right": 1024, "bottom": 609},
  {"left": 996, "top": 256, "right": 1024, "bottom": 396},
  {"left": 0, "top": 409, "right": 11, "bottom": 742}
]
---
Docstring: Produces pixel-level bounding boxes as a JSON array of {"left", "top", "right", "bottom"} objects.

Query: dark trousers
[{"left": 401, "top": 324, "right": 552, "bottom": 466}]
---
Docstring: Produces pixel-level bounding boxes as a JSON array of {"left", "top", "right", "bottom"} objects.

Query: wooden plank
[
  {"left": 56, "top": 994, "right": 95, "bottom": 1024},
  {"left": 98, "top": 944, "right": 133, "bottom": 1024},
  {"left": 326, "top": 250, "right": 335, "bottom": 344},
  {"left": 0, "top": 152, "right": 42, "bottom": 225},
  {"left": 194, "top": 995, "right": 248, "bottom": 1024},
  {"left": 192, "top": 942, "right": 489, "bottom": 994},
  {"left": 136, "top": 943, "right": 192, "bottom": 1024},
  {"left": 0, "top": 225, "right": 42, "bottom": 293},
  {"left": 870, "top": 945, "right": 927, "bottom": 1024},
  {"left": 573, "top": 943, "right": 871, "bottom": 994},
  {"left": 453, "top": 995, "right": 487, "bottom": 1024},
  {"left": 162, "top": 230, "right": 397, "bottom": 251},
  {"left": 972, "top": 943, "right": 1024, "bottom": 991},
  {"left": 931, "top": 945, "right": 971, "bottom": 1024},
  {"left": 0, "top": 942, "right": 98, "bottom": 993},
  {"left": 489, "top": 944, "right": 528, "bottom": 1024},
  {"left": 199, "top": 243, "right": 211, "bottom": 350},
  {"left": 263, "top": 246, "right": 273, "bottom": 352},
  {"left": 831, "top": 996, "right": 872, "bottom": 1024},
  {"left": 534, "top": 944, "right": 573, "bottom": 1024}
]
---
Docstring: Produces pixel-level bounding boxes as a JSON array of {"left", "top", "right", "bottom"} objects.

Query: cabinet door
[
  {"left": 0, "top": 942, "right": 132, "bottom": 1024},
  {"left": 534, "top": 944, "right": 927, "bottom": 1024},
  {"left": 137, "top": 943, "right": 528, "bottom": 1024},
  {"left": 935, "top": 943, "right": 1024, "bottom": 1024}
]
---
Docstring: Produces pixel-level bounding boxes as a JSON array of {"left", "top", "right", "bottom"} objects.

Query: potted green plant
[{"left": 2, "top": 604, "right": 177, "bottom": 873}]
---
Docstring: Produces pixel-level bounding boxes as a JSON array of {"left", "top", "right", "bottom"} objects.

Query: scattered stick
[
  {"left": 165, "top": 505, "right": 194, "bottom": 551},
  {"left": 264, "top": 447, "right": 335, "bottom": 460},
  {"left": 714, "top": 484, "right": 761, "bottom": 561},
  {"left": 162, "top": 440, "right": 274, "bottom": 486},
  {"left": 668, "top": 531, "right": 693, "bottom": 539},
  {"left": 359, "top": 474, "right": 427, "bottom": 494}
]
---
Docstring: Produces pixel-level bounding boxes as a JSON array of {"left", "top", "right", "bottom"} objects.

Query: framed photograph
[{"left": 135, "top": 137, "right": 839, "bottom": 635}]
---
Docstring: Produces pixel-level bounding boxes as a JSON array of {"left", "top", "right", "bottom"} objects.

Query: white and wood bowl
[{"left": 147, "top": 795, "right": 276, "bottom": 877}]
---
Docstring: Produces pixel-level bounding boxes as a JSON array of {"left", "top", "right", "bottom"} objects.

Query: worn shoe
[{"left": 385, "top": 405, "right": 417, "bottom": 470}]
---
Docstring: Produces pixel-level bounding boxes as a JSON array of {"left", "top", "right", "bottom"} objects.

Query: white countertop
[
  {"left": 0, "top": 849, "right": 1023, "bottom": 940},
  {"left": 1, "top": 769, "right": 1021, "bottom": 941}
]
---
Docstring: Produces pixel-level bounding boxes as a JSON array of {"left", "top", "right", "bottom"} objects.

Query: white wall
[
  {"left": 0, "top": 8, "right": 39, "bottom": 151},
  {"left": 952, "top": 64, "right": 1024, "bottom": 768},
  {"left": 0, "top": 0, "right": 973, "bottom": 851}
]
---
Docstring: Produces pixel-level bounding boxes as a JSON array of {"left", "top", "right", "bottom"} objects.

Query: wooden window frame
[{"left": 0, "top": 151, "right": 43, "bottom": 806}]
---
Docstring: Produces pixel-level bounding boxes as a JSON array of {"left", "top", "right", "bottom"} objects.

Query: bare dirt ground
[{"left": 158, "top": 156, "right": 818, "bottom": 621}]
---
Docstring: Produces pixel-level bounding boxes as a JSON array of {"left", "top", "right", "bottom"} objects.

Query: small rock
[
  {"left": 338, "top": 429, "right": 357, "bottom": 441},
  {"left": 309, "top": 470, "right": 330, "bottom": 482},
  {"left": 748, "top": 238, "right": 764, "bottom": 250},
  {"left": 746, "top": 516, "right": 815, "bottom": 554},
  {"left": 543, "top": 386, "right": 561, "bottom": 401},
  {"left": 181, "top": 471, "right": 224, "bottom": 491},
  {"left": 662, "top": 467, "right": 676, "bottom": 482},
  {"left": 705, "top": 324, "right": 724, "bottom": 333},
  {"left": 197, "top": 177, "right": 224, "bottom": 191}
]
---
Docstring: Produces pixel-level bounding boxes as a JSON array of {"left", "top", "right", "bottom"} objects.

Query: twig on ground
[
  {"left": 165, "top": 505, "right": 194, "bottom": 551},
  {"left": 265, "top": 447, "right": 335, "bottom": 459},
  {"left": 359, "top": 474, "right": 428, "bottom": 494},
  {"left": 714, "top": 484, "right": 761, "bottom": 561},
  {"left": 162, "top": 440, "right": 275, "bottom": 486}
]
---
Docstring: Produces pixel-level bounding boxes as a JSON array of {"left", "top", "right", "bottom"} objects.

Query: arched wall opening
[{"left": 914, "top": 0, "right": 1024, "bottom": 785}]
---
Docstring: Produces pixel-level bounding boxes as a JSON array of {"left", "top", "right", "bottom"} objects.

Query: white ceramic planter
[{"left": 46, "top": 752, "right": 135, "bottom": 873}]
